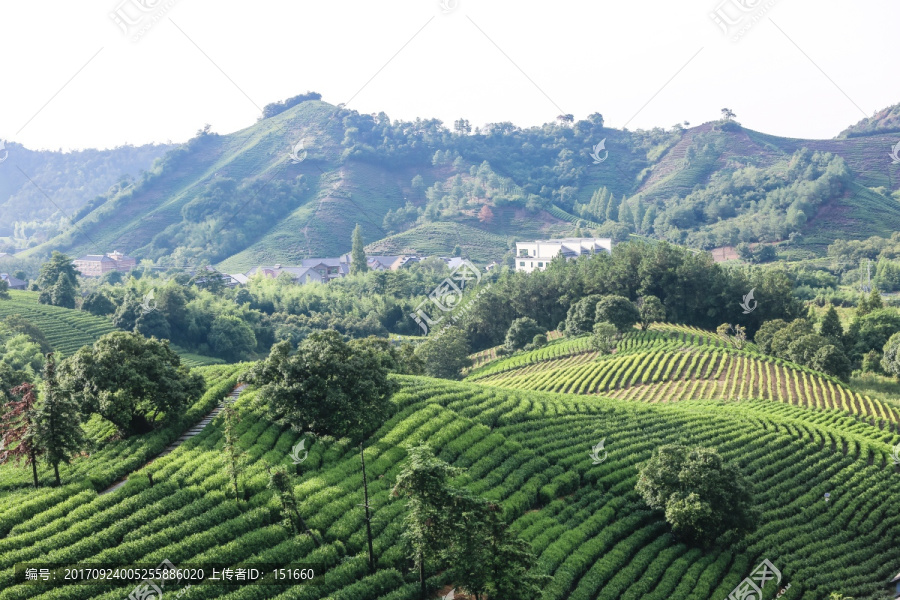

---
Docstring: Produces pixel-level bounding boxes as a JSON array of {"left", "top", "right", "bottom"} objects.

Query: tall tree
[
  {"left": 0, "top": 382, "right": 42, "bottom": 487},
  {"left": 267, "top": 465, "right": 320, "bottom": 545},
  {"left": 33, "top": 354, "right": 83, "bottom": 486},
  {"left": 221, "top": 403, "right": 244, "bottom": 502},
  {"left": 36, "top": 251, "right": 79, "bottom": 291},
  {"left": 351, "top": 224, "right": 369, "bottom": 275},
  {"left": 819, "top": 304, "right": 843, "bottom": 344},
  {"left": 50, "top": 272, "right": 77, "bottom": 309}
]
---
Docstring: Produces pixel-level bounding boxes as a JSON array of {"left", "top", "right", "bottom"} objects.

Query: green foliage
[
  {"left": 880, "top": 332, "right": 900, "bottom": 379},
  {"left": 207, "top": 315, "right": 256, "bottom": 362},
  {"left": 350, "top": 224, "right": 368, "bottom": 275},
  {"left": 590, "top": 322, "right": 618, "bottom": 354},
  {"left": 415, "top": 327, "right": 472, "bottom": 380},
  {"left": 504, "top": 317, "right": 545, "bottom": 352},
  {"left": 565, "top": 295, "right": 603, "bottom": 337},
  {"left": 637, "top": 295, "right": 666, "bottom": 330},
  {"left": 81, "top": 291, "right": 116, "bottom": 317},
  {"left": 247, "top": 331, "right": 397, "bottom": 438},
  {"left": 595, "top": 295, "right": 640, "bottom": 332},
  {"left": 60, "top": 331, "right": 205, "bottom": 435},
  {"left": 635, "top": 444, "right": 754, "bottom": 546},
  {"left": 819, "top": 304, "right": 843, "bottom": 344},
  {"left": 32, "top": 354, "right": 83, "bottom": 486}
]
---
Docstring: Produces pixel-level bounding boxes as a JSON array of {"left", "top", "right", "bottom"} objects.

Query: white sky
[{"left": 0, "top": 0, "right": 897, "bottom": 151}]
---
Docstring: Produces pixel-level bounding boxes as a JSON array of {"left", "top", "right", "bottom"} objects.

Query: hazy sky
[{"left": 1, "top": 0, "right": 898, "bottom": 151}]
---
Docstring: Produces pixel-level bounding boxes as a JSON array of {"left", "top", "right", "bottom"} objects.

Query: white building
[{"left": 515, "top": 238, "right": 613, "bottom": 273}]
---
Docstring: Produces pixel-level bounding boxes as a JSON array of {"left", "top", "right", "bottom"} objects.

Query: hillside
[
  {"left": 0, "top": 141, "right": 173, "bottom": 247},
  {"left": 1, "top": 363, "right": 898, "bottom": 598},
  {"left": 15, "top": 97, "right": 900, "bottom": 269},
  {"left": 0, "top": 291, "right": 224, "bottom": 367}
]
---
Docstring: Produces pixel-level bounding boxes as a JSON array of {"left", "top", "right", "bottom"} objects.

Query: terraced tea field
[
  {"left": 2, "top": 374, "right": 898, "bottom": 599},
  {"left": 470, "top": 324, "right": 900, "bottom": 430}
]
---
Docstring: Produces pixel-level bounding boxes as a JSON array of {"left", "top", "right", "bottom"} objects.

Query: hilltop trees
[
  {"left": 60, "top": 332, "right": 205, "bottom": 436},
  {"left": 636, "top": 444, "right": 754, "bottom": 546},
  {"left": 247, "top": 330, "right": 397, "bottom": 439},
  {"left": 595, "top": 295, "right": 640, "bottom": 332},
  {"left": 32, "top": 354, "right": 83, "bottom": 486}
]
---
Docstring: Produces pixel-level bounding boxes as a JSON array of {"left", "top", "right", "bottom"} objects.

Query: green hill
[
  {"left": 1, "top": 365, "right": 898, "bottom": 599},
  {"left": 0, "top": 290, "right": 224, "bottom": 367},
  {"left": 15, "top": 97, "right": 900, "bottom": 268}
]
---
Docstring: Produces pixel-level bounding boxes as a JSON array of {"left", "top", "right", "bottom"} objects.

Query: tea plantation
[{"left": 1, "top": 343, "right": 899, "bottom": 599}]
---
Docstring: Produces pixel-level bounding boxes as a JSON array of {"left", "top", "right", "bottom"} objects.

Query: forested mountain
[
  {"left": 11, "top": 97, "right": 900, "bottom": 269},
  {"left": 0, "top": 142, "right": 173, "bottom": 250}
]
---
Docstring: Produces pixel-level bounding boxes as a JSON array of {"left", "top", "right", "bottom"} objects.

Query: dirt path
[{"left": 100, "top": 384, "right": 246, "bottom": 496}]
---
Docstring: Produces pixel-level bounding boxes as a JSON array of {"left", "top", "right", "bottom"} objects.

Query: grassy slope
[
  {"left": 0, "top": 291, "right": 224, "bottom": 366},
  {"left": 0, "top": 373, "right": 897, "bottom": 599}
]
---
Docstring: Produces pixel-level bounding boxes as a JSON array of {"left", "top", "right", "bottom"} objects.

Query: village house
[
  {"left": 514, "top": 238, "right": 613, "bottom": 273},
  {"left": 0, "top": 273, "right": 27, "bottom": 290},
  {"left": 246, "top": 254, "right": 424, "bottom": 284},
  {"left": 73, "top": 250, "right": 137, "bottom": 277}
]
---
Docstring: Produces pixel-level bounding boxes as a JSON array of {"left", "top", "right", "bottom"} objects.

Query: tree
[
  {"left": 247, "top": 331, "right": 397, "bottom": 439},
  {"left": 504, "top": 317, "right": 545, "bottom": 352},
  {"left": 32, "top": 354, "right": 83, "bottom": 486},
  {"left": 881, "top": 332, "right": 900, "bottom": 378},
  {"left": 208, "top": 315, "right": 257, "bottom": 361},
  {"left": 351, "top": 224, "right": 369, "bottom": 275},
  {"left": 595, "top": 295, "right": 640, "bottom": 332},
  {"left": 82, "top": 291, "right": 116, "bottom": 316},
  {"left": 393, "top": 444, "right": 459, "bottom": 599},
  {"left": 268, "top": 465, "right": 320, "bottom": 544},
  {"left": 868, "top": 288, "right": 883, "bottom": 310},
  {"left": 0, "top": 382, "right": 42, "bottom": 487},
  {"left": 50, "top": 272, "right": 77, "bottom": 309},
  {"left": 590, "top": 322, "right": 618, "bottom": 354},
  {"left": 637, "top": 295, "right": 666, "bottom": 330},
  {"left": 0, "top": 279, "right": 8, "bottom": 300},
  {"left": 636, "top": 444, "right": 754, "bottom": 546},
  {"left": 478, "top": 204, "right": 495, "bottom": 224},
  {"left": 453, "top": 119, "right": 471, "bottom": 135},
  {"left": 60, "top": 332, "right": 205, "bottom": 436},
  {"left": 819, "top": 304, "right": 843, "bottom": 345},
  {"left": 415, "top": 327, "right": 471, "bottom": 379},
  {"left": 36, "top": 252, "right": 79, "bottom": 295},
  {"left": 721, "top": 108, "right": 736, "bottom": 120},
  {"left": 812, "top": 345, "right": 851, "bottom": 381},
  {"left": 787, "top": 334, "right": 830, "bottom": 367},
  {"left": 135, "top": 308, "right": 171, "bottom": 340},
  {"left": 565, "top": 294, "right": 602, "bottom": 336},
  {"left": 221, "top": 403, "right": 244, "bottom": 502},
  {"left": 532, "top": 333, "right": 547, "bottom": 348}
]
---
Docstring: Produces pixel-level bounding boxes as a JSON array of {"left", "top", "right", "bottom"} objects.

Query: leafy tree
[
  {"left": 221, "top": 403, "right": 245, "bottom": 502},
  {"left": 36, "top": 251, "right": 79, "bottom": 293},
  {"left": 636, "top": 444, "right": 754, "bottom": 546},
  {"left": 880, "top": 332, "right": 900, "bottom": 378},
  {"left": 478, "top": 204, "right": 495, "bottom": 224},
  {"left": 532, "top": 333, "right": 547, "bottom": 348},
  {"left": 82, "top": 291, "right": 116, "bottom": 316},
  {"left": 349, "top": 337, "right": 425, "bottom": 375},
  {"left": 813, "top": 345, "right": 852, "bottom": 381},
  {"left": 267, "top": 465, "right": 319, "bottom": 544},
  {"left": 787, "top": 334, "right": 831, "bottom": 367},
  {"left": 0, "top": 279, "right": 8, "bottom": 300},
  {"left": 32, "top": 354, "right": 83, "bottom": 486},
  {"left": 504, "top": 317, "right": 545, "bottom": 352},
  {"left": 247, "top": 331, "right": 397, "bottom": 438},
  {"left": 3, "top": 315, "right": 52, "bottom": 353},
  {"left": 565, "top": 294, "right": 602, "bottom": 336},
  {"left": 721, "top": 108, "right": 736, "bottom": 120},
  {"left": 350, "top": 224, "right": 368, "bottom": 275},
  {"left": 0, "top": 382, "right": 42, "bottom": 487},
  {"left": 868, "top": 288, "right": 883, "bottom": 310},
  {"left": 851, "top": 308, "right": 900, "bottom": 360},
  {"left": 753, "top": 319, "right": 787, "bottom": 354},
  {"left": 50, "top": 272, "right": 77, "bottom": 309},
  {"left": 594, "top": 295, "right": 640, "bottom": 332},
  {"left": 135, "top": 308, "right": 171, "bottom": 340},
  {"left": 415, "top": 327, "right": 471, "bottom": 379},
  {"left": 208, "top": 315, "right": 256, "bottom": 361},
  {"left": 60, "top": 332, "right": 205, "bottom": 435},
  {"left": 861, "top": 350, "right": 883, "bottom": 374},
  {"left": 590, "top": 321, "right": 618, "bottom": 354},
  {"left": 819, "top": 304, "right": 843, "bottom": 344},
  {"left": 637, "top": 295, "right": 666, "bottom": 330}
]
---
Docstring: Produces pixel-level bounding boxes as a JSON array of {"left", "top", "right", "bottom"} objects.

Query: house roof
[
  {"left": 0, "top": 273, "right": 26, "bottom": 288},
  {"left": 892, "top": 571, "right": 900, "bottom": 583},
  {"left": 76, "top": 254, "right": 115, "bottom": 262}
]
